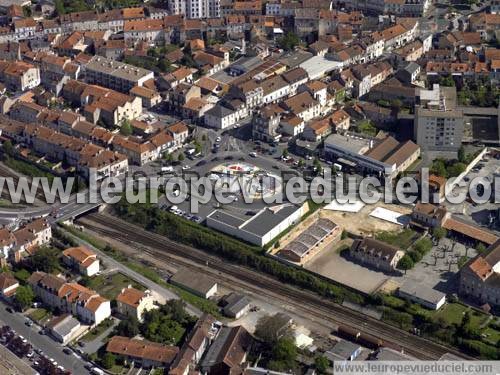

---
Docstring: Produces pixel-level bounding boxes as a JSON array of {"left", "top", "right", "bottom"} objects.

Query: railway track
[
  {"left": 80, "top": 212, "right": 472, "bottom": 360},
  {"left": 0, "top": 163, "right": 48, "bottom": 202}
]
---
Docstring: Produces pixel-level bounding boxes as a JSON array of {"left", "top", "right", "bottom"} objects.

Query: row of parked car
[
  {"left": 167, "top": 205, "right": 203, "bottom": 223},
  {"left": 0, "top": 324, "right": 71, "bottom": 375}
]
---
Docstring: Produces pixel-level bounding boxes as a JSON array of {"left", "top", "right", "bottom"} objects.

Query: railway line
[{"left": 79, "top": 212, "right": 473, "bottom": 361}]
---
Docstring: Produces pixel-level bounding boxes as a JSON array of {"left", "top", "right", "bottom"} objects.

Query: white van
[{"left": 161, "top": 166, "right": 174, "bottom": 174}]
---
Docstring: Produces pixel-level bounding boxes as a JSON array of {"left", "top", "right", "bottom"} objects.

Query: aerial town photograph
[{"left": 0, "top": 0, "right": 497, "bottom": 373}]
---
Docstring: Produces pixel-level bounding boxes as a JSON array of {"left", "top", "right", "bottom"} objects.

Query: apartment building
[
  {"left": 22, "top": 124, "right": 128, "bottom": 181},
  {"left": 62, "top": 246, "right": 100, "bottom": 277},
  {"left": 85, "top": 55, "right": 154, "bottom": 93},
  {"left": 116, "top": 286, "right": 156, "bottom": 322},
  {"left": 281, "top": 91, "right": 321, "bottom": 122},
  {"left": 123, "top": 19, "right": 167, "bottom": 47},
  {"left": 185, "top": 0, "right": 221, "bottom": 18},
  {"left": 28, "top": 272, "right": 111, "bottom": 325},
  {"left": 98, "top": 7, "right": 145, "bottom": 32},
  {"left": 252, "top": 103, "right": 283, "bottom": 143},
  {"left": 0, "top": 218, "right": 51, "bottom": 264},
  {"left": 0, "top": 60, "right": 40, "bottom": 92},
  {"left": 414, "top": 84, "right": 464, "bottom": 153},
  {"left": 63, "top": 80, "right": 142, "bottom": 126}
]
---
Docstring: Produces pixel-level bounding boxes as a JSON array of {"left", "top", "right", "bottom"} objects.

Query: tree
[
  {"left": 30, "top": 247, "right": 59, "bottom": 273},
  {"left": 14, "top": 285, "right": 34, "bottom": 311},
  {"left": 432, "top": 227, "right": 447, "bottom": 241},
  {"left": 115, "top": 317, "right": 140, "bottom": 337},
  {"left": 476, "top": 243, "right": 486, "bottom": 254},
  {"left": 315, "top": 355, "right": 330, "bottom": 374},
  {"left": 255, "top": 314, "right": 292, "bottom": 346},
  {"left": 54, "top": 0, "right": 65, "bottom": 15},
  {"left": 447, "top": 162, "right": 466, "bottom": 177},
  {"left": 194, "top": 142, "right": 202, "bottom": 155},
  {"left": 282, "top": 149, "right": 289, "bottom": 158},
  {"left": 271, "top": 338, "right": 297, "bottom": 370},
  {"left": 101, "top": 352, "right": 116, "bottom": 369},
  {"left": 440, "top": 76, "right": 455, "bottom": 87},
  {"left": 397, "top": 255, "right": 414, "bottom": 272},
  {"left": 408, "top": 250, "right": 423, "bottom": 263},
  {"left": 431, "top": 159, "right": 447, "bottom": 178},
  {"left": 414, "top": 238, "right": 433, "bottom": 255},
  {"left": 163, "top": 153, "right": 173, "bottom": 164},
  {"left": 458, "top": 146, "right": 466, "bottom": 163},
  {"left": 278, "top": 32, "right": 300, "bottom": 51},
  {"left": 357, "top": 120, "right": 377, "bottom": 137},
  {"left": 2, "top": 140, "right": 13, "bottom": 155},
  {"left": 120, "top": 120, "right": 133, "bottom": 136},
  {"left": 177, "top": 153, "right": 185, "bottom": 162},
  {"left": 158, "top": 59, "right": 172, "bottom": 73}
]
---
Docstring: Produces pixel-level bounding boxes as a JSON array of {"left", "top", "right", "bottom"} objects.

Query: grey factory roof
[
  {"left": 207, "top": 210, "right": 246, "bottom": 227},
  {"left": 170, "top": 268, "right": 217, "bottom": 296},
  {"left": 86, "top": 55, "right": 153, "bottom": 82},
  {"left": 398, "top": 280, "right": 446, "bottom": 305},
  {"left": 326, "top": 340, "right": 361, "bottom": 361},
  {"left": 240, "top": 205, "right": 302, "bottom": 237},
  {"left": 325, "top": 133, "right": 371, "bottom": 154},
  {"left": 208, "top": 204, "right": 302, "bottom": 238}
]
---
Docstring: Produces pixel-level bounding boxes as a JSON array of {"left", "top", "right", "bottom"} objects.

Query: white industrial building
[{"left": 206, "top": 204, "right": 306, "bottom": 247}]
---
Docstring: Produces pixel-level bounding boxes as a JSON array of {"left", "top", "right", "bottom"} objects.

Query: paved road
[
  {"left": 0, "top": 302, "right": 91, "bottom": 374},
  {"left": 62, "top": 228, "right": 202, "bottom": 317}
]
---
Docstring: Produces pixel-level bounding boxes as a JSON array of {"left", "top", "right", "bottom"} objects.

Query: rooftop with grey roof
[
  {"left": 324, "top": 133, "right": 371, "bottom": 154},
  {"left": 240, "top": 205, "right": 302, "bottom": 237},
  {"left": 86, "top": 55, "right": 154, "bottom": 83}
]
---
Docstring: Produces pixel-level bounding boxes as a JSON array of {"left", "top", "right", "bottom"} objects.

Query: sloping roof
[
  {"left": 350, "top": 238, "right": 402, "bottom": 262},
  {"left": 0, "top": 273, "right": 18, "bottom": 291},
  {"left": 62, "top": 246, "right": 95, "bottom": 264},
  {"left": 170, "top": 268, "right": 217, "bottom": 296},
  {"left": 106, "top": 336, "right": 179, "bottom": 364},
  {"left": 443, "top": 217, "right": 498, "bottom": 246},
  {"left": 116, "top": 287, "right": 146, "bottom": 308}
]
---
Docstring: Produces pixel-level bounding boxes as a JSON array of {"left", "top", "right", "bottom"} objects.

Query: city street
[{"left": 0, "top": 302, "right": 91, "bottom": 374}]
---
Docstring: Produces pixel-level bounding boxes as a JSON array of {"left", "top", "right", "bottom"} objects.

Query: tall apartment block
[
  {"left": 414, "top": 84, "right": 464, "bottom": 154},
  {"left": 168, "top": 0, "right": 220, "bottom": 18}
]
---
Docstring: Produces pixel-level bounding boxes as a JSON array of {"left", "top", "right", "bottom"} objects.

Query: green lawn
[
  {"left": 86, "top": 273, "right": 145, "bottom": 300},
  {"left": 28, "top": 308, "right": 52, "bottom": 325},
  {"left": 375, "top": 229, "right": 417, "bottom": 250},
  {"left": 80, "top": 318, "right": 115, "bottom": 342},
  {"left": 482, "top": 327, "right": 500, "bottom": 346},
  {"left": 434, "top": 303, "right": 488, "bottom": 328}
]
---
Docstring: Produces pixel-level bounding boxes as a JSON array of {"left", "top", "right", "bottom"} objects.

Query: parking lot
[
  {"left": 0, "top": 301, "right": 93, "bottom": 375},
  {"left": 444, "top": 152, "right": 500, "bottom": 235}
]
